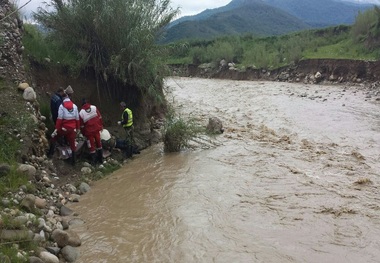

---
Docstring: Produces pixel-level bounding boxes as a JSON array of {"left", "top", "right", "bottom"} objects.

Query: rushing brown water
[{"left": 70, "top": 77, "right": 380, "bottom": 263}]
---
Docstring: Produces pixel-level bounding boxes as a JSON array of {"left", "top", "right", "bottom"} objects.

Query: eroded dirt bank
[
  {"left": 70, "top": 78, "right": 380, "bottom": 263},
  {"left": 171, "top": 59, "right": 380, "bottom": 84}
]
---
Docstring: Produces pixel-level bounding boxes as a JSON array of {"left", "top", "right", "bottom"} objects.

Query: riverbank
[
  {"left": 2, "top": 70, "right": 380, "bottom": 262},
  {"left": 170, "top": 58, "right": 380, "bottom": 86}
]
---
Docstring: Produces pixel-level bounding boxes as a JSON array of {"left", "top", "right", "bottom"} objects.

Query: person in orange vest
[
  {"left": 49, "top": 92, "right": 80, "bottom": 165},
  {"left": 79, "top": 98, "right": 104, "bottom": 165}
]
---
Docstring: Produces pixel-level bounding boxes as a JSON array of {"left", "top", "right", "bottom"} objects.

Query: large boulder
[
  {"left": 206, "top": 117, "right": 224, "bottom": 134},
  {"left": 22, "top": 86, "right": 37, "bottom": 102}
]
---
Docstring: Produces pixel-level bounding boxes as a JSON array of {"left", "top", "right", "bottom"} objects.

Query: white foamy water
[{"left": 70, "top": 77, "right": 380, "bottom": 263}]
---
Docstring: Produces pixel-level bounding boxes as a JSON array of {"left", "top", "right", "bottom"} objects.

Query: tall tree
[
  {"left": 34, "top": 0, "right": 179, "bottom": 97},
  {"left": 351, "top": 7, "right": 380, "bottom": 50}
]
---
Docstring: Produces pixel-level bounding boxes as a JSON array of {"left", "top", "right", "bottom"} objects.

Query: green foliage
[
  {"left": 161, "top": 2, "right": 311, "bottom": 44},
  {"left": 162, "top": 107, "right": 202, "bottom": 152},
  {"left": 0, "top": 110, "right": 33, "bottom": 164},
  {"left": 351, "top": 7, "right": 380, "bottom": 50},
  {"left": 165, "top": 22, "right": 380, "bottom": 69},
  {"left": 33, "top": 0, "right": 179, "bottom": 97},
  {"left": 0, "top": 130, "right": 20, "bottom": 164},
  {"left": 0, "top": 167, "right": 29, "bottom": 197},
  {"left": 90, "top": 163, "right": 121, "bottom": 181},
  {"left": 0, "top": 226, "right": 37, "bottom": 262},
  {"left": 38, "top": 99, "right": 55, "bottom": 134},
  {"left": 1, "top": 214, "right": 25, "bottom": 230},
  {"left": 0, "top": 244, "right": 30, "bottom": 263},
  {"left": 22, "top": 24, "right": 82, "bottom": 74},
  {"left": 163, "top": 0, "right": 373, "bottom": 44},
  {"left": 0, "top": 109, "right": 36, "bottom": 197}
]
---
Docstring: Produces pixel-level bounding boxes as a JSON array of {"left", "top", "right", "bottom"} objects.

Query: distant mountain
[
  {"left": 168, "top": 1, "right": 245, "bottom": 28},
  {"left": 342, "top": 0, "right": 379, "bottom": 4},
  {"left": 162, "top": 0, "right": 374, "bottom": 43},
  {"left": 262, "top": 0, "right": 374, "bottom": 27},
  {"left": 162, "top": 0, "right": 310, "bottom": 43}
]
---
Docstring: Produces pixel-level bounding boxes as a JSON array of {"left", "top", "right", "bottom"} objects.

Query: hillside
[
  {"left": 161, "top": 1, "right": 309, "bottom": 43},
  {"left": 263, "top": 0, "right": 374, "bottom": 27},
  {"left": 163, "top": 0, "right": 373, "bottom": 43}
]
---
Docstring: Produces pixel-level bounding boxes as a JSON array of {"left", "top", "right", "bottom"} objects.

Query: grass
[
  {"left": 22, "top": 24, "right": 82, "bottom": 73},
  {"left": 88, "top": 163, "right": 122, "bottom": 181},
  {"left": 162, "top": 107, "right": 203, "bottom": 152},
  {"left": 164, "top": 25, "right": 380, "bottom": 69},
  {"left": 0, "top": 209, "right": 38, "bottom": 262},
  {"left": 303, "top": 39, "right": 378, "bottom": 60},
  {"left": 0, "top": 168, "right": 30, "bottom": 197},
  {"left": 0, "top": 127, "right": 21, "bottom": 164},
  {"left": 165, "top": 56, "right": 193, "bottom": 65}
]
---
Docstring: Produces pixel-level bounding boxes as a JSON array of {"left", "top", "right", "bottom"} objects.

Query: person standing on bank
[
  {"left": 50, "top": 87, "right": 66, "bottom": 124},
  {"left": 118, "top": 101, "right": 134, "bottom": 158},
  {"left": 50, "top": 92, "right": 80, "bottom": 165},
  {"left": 79, "top": 98, "right": 104, "bottom": 165}
]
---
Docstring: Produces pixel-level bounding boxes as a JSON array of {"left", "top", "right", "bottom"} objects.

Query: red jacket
[
  {"left": 79, "top": 103, "right": 103, "bottom": 136},
  {"left": 55, "top": 98, "right": 80, "bottom": 131}
]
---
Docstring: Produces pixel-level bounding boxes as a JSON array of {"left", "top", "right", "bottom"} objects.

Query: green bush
[
  {"left": 165, "top": 21, "right": 380, "bottom": 69},
  {"left": 33, "top": 0, "right": 179, "bottom": 98},
  {"left": 162, "top": 108, "right": 202, "bottom": 152},
  {"left": 351, "top": 7, "right": 380, "bottom": 50},
  {"left": 0, "top": 168, "right": 29, "bottom": 197},
  {"left": 22, "top": 24, "right": 82, "bottom": 74},
  {"left": 0, "top": 111, "right": 36, "bottom": 196},
  {"left": 351, "top": 9, "right": 377, "bottom": 43},
  {"left": 0, "top": 130, "right": 20, "bottom": 164}
]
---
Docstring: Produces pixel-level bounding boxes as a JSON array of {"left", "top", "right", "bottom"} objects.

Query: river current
[{"left": 70, "top": 77, "right": 380, "bottom": 263}]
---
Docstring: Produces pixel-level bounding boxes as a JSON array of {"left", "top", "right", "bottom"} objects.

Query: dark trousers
[
  {"left": 51, "top": 129, "right": 76, "bottom": 152},
  {"left": 124, "top": 126, "right": 134, "bottom": 146}
]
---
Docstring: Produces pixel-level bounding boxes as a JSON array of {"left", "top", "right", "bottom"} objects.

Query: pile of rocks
[
  {"left": 1, "top": 178, "right": 90, "bottom": 262},
  {"left": 1, "top": 146, "right": 123, "bottom": 262},
  {"left": 0, "top": 2, "right": 138, "bottom": 262},
  {"left": 0, "top": 1, "right": 26, "bottom": 84}
]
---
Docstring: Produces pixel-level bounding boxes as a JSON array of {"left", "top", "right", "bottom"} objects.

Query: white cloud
[
  {"left": 17, "top": 0, "right": 232, "bottom": 19},
  {"left": 15, "top": 0, "right": 380, "bottom": 20},
  {"left": 16, "top": 0, "right": 47, "bottom": 18},
  {"left": 170, "top": 0, "right": 231, "bottom": 17}
]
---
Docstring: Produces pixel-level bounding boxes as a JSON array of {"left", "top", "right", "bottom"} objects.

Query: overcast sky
[{"left": 17, "top": 0, "right": 232, "bottom": 19}]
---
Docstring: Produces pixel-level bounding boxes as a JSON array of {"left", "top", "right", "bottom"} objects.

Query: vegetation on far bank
[{"left": 165, "top": 7, "right": 380, "bottom": 69}]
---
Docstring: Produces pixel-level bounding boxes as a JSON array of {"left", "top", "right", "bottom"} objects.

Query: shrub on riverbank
[
  {"left": 162, "top": 108, "right": 203, "bottom": 152},
  {"left": 29, "top": 0, "right": 178, "bottom": 104}
]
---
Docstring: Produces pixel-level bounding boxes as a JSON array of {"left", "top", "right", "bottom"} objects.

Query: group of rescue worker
[{"left": 47, "top": 86, "right": 135, "bottom": 166}]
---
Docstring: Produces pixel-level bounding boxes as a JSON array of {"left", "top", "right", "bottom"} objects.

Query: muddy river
[{"left": 70, "top": 77, "right": 380, "bottom": 263}]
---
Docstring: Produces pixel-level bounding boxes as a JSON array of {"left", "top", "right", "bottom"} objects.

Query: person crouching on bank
[
  {"left": 79, "top": 98, "right": 104, "bottom": 166},
  {"left": 50, "top": 93, "right": 80, "bottom": 165}
]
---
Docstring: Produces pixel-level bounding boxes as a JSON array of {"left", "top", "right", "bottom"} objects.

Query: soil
[{"left": 171, "top": 58, "right": 380, "bottom": 85}]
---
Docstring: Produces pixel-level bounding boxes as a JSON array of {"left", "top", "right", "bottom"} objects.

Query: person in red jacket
[
  {"left": 79, "top": 98, "right": 104, "bottom": 165},
  {"left": 50, "top": 93, "right": 80, "bottom": 165}
]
